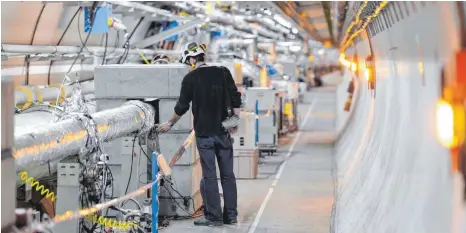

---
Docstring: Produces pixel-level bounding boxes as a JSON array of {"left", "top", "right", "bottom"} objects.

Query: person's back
[{"left": 178, "top": 66, "right": 241, "bottom": 137}]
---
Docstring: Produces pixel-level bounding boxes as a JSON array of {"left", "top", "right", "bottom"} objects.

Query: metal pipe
[
  {"left": 209, "top": 38, "right": 255, "bottom": 60},
  {"left": 15, "top": 81, "right": 94, "bottom": 105},
  {"left": 109, "top": 1, "right": 194, "bottom": 22},
  {"left": 133, "top": 18, "right": 205, "bottom": 49},
  {"left": 1, "top": 44, "right": 180, "bottom": 56},
  {"left": 243, "top": 16, "right": 289, "bottom": 35},
  {"left": 14, "top": 100, "right": 155, "bottom": 171}
]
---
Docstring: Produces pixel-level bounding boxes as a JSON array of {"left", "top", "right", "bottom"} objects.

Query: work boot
[
  {"left": 223, "top": 219, "right": 237, "bottom": 225},
  {"left": 194, "top": 217, "right": 223, "bottom": 226}
]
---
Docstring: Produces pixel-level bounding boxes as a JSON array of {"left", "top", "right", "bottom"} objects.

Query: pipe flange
[{"left": 123, "top": 100, "right": 155, "bottom": 135}]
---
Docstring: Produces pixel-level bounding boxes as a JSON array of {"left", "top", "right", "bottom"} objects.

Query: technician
[{"left": 157, "top": 42, "right": 242, "bottom": 227}]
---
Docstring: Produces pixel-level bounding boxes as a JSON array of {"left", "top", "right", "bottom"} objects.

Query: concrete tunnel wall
[{"left": 333, "top": 2, "right": 463, "bottom": 233}]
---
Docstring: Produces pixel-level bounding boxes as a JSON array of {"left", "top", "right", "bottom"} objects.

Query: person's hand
[
  {"left": 228, "top": 126, "right": 238, "bottom": 134},
  {"left": 233, "top": 108, "right": 241, "bottom": 116},
  {"left": 157, "top": 122, "right": 173, "bottom": 133}
]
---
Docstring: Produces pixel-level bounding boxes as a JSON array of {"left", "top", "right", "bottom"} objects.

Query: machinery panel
[
  {"left": 281, "top": 61, "right": 298, "bottom": 79},
  {"left": 159, "top": 160, "right": 203, "bottom": 217},
  {"left": 158, "top": 133, "right": 199, "bottom": 165},
  {"left": 232, "top": 112, "right": 257, "bottom": 149},
  {"left": 94, "top": 64, "right": 189, "bottom": 98},
  {"left": 244, "top": 88, "right": 276, "bottom": 111},
  {"left": 119, "top": 136, "right": 148, "bottom": 201},
  {"left": 257, "top": 114, "right": 277, "bottom": 146},
  {"left": 158, "top": 100, "right": 193, "bottom": 132},
  {"left": 55, "top": 161, "right": 80, "bottom": 233}
]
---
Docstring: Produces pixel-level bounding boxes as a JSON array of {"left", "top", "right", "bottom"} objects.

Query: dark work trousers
[{"left": 196, "top": 134, "right": 238, "bottom": 222}]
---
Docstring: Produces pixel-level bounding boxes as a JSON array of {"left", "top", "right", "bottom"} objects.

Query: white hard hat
[{"left": 180, "top": 42, "right": 206, "bottom": 64}]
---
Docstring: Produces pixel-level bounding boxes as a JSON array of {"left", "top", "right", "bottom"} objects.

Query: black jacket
[{"left": 174, "top": 66, "right": 242, "bottom": 137}]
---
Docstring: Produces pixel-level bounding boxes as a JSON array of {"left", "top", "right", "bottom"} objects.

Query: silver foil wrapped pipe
[{"left": 13, "top": 100, "right": 155, "bottom": 171}]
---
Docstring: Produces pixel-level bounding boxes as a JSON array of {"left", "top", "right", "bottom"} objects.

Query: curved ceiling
[{"left": 274, "top": 1, "right": 347, "bottom": 47}]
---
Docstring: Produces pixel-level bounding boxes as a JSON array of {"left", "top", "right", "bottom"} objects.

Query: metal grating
[
  {"left": 366, "top": 1, "right": 436, "bottom": 39},
  {"left": 341, "top": 1, "right": 437, "bottom": 44}
]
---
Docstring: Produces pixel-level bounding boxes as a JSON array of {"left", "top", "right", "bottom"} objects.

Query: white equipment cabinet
[
  {"left": 217, "top": 111, "right": 259, "bottom": 179},
  {"left": 244, "top": 87, "right": 278, "bottom": 155}
]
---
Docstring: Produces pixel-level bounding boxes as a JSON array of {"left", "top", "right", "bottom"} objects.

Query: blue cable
[
  {"left": 151, "top": 152, "right": 159, "bottom": 233},
  {"left": 255, "top": 100, "right": 259, "bottom": 145}
]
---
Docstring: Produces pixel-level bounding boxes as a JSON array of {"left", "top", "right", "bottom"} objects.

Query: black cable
[
  {"left": 138, "top": 140, "right": 152, "bottom": 163},
  {"left": 125, "top": 135, "right": 137, "bottom": 195},
  {"left": 116, "top": 16, "right": 144, "bottom": 64},
  {"left": 63, "top": 4, "right": 98, "bottom": 80},
  {"left": 101, "top": 33, "right": 108, "bottom": 65},
  {"left": 161, "top": 184, "right": 195, "bottom": 217},
  {"left": 48, "top": 7, "right": 80, "bottom": 85},
  {"left": 25, "top": 3, "right": 47, "bottom": 85}
]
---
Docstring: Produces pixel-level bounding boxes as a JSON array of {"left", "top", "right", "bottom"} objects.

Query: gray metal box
[
  {"left": 158, "top": 100, "right": 193, "bottom": 131},
  {"left": 94, "top": 64, "right": 189, "bottom": 98},
  {"left": 282, "top": 61, "right": 297, "bottom": 79},
  {"left": 245, "top": 88, "right": 276, "bottom": 111},
  {"left": 55, "top": 161, "right": 80, "bottom": 233},
  {"left": 159, "top": 160, "right": 203, "bottom": 217},
  {"left": 158, "top": 133, "right": 199, "bottom": 165},
  {"left": 161, "top": 160, "right": 202, "bottom": 198},
  {"left": 96, "top": 99, "right": 126, "bottom": 111}
]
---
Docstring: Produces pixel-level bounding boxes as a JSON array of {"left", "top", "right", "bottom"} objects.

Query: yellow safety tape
[
  {"left": 48, "top": 84, "right": 66, "bottom": 105},
  {"left": 15, "top": 86, "right": 33, "bottom": 110},
  {"left": 35, "top": 87, "right": 44, "bottom": 104}
]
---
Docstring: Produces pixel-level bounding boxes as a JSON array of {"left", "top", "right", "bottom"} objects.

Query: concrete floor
[{"left": 161, "top": 90, "right": 336, "bottom": 233}]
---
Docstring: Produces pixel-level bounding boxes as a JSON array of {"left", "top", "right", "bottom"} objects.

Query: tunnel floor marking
[{"left": 247, "top": 100, "right": 317, "bottom": 233}]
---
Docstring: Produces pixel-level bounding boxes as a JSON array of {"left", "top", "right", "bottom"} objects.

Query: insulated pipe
[
  {"left": 208, "top": 14, "right": 281, "bottom": 40},
  {"left": 15, "top": 81, "right": 94, "bottom": 105},
  {"left": 1, "top": 44, "right": 180, "bottom": 56},
  {"left": 243, "top": 16, "right": 290, "bottom": 35},
  {"left": 14, "top": 101, "right": 155, "bottom": 171},
  {"left": 209, "top": 38, "right": 256, "bottom": 60},
  {"left": 14, "top": 101, "right": 97, "bottom": 135},
  {"left": 13, "top": 102, "right": 93, "bottom": 186}
]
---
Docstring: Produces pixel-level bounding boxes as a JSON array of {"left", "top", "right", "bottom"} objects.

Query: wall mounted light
[
  {"left": 436, "top": 99, "right": 461, "bottom": 148},
  {"left": 350, "top": 63, "right": 357, "bottom": 72},
  {"left": 436, "top": 49, "right": 466, "bottom": 174},
  {"left": 365, "top": 54, "right": 375, "bottom": 90}
]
